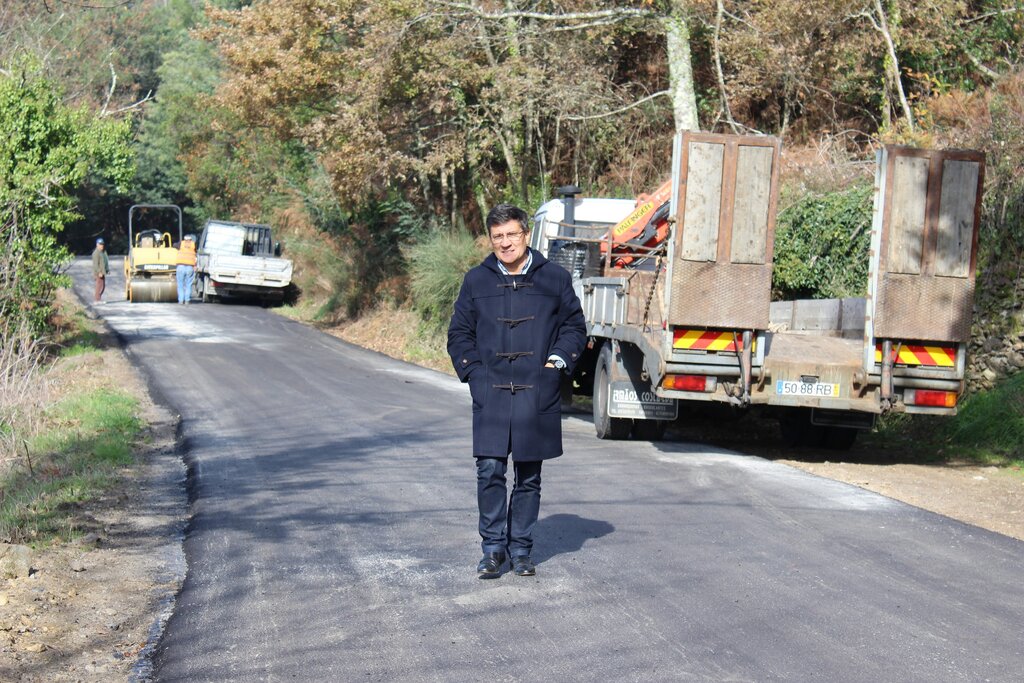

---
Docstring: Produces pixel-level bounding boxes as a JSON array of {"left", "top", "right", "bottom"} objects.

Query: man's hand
[{"left": 544, "top": 362, "right": 555, "bottom": 368}]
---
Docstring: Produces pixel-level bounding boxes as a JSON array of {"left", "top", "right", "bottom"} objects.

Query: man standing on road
[
  {"left": 176, "top": 234, "right": 197, "bottom": 305},
  {"left": 448, "top": 204, "right": 587, "bottom": 579},
  {"left": 91, "top": 238, "right": 109, "bottom": 304}
]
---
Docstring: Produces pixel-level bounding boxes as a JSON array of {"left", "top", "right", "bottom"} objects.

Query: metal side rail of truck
[
  {"left": 195, "top": 219, "right": 294, "bottom": 305},
  {"left": 534, "top": 133, "right": 985, "bottom": 449}
]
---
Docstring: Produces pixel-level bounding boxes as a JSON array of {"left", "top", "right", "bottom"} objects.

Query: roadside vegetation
[
  {"left": 0, "top": 52, "right": 137, "bottom": 546},
  {"left": 0, "top": 296, "right": 144, "bottom": 545},
  {"left": 943, "top": 372, "right": 1024, "bottom": 467},
  {"left": 874, "top": 372, "right": 1024, "bottom": 469}
]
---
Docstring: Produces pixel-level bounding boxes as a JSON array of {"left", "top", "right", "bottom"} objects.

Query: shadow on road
[
  {"left": 570, "top": 396, "right": 957, "bottom": 468},
  {"left": 533, "top": 513, "right": 614, "bottom": 565}
]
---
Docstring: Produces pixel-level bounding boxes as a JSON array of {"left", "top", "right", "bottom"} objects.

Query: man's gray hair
[{"left": 486, "top": 204, "right": 529, "bottom": 233}]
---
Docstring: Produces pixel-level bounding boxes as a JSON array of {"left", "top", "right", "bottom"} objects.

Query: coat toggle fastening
[
  {"left": 496, "top": 351, "right": 534, "bottom": 362},
  {"left": 498, "top": 280, "right": 534, "bottom": 291},
  {"left": 494, "top": 382, "right": 533, "bottom": 394},
  {"left": 497, "top": 315, "right": 535, "bottom": 328}
]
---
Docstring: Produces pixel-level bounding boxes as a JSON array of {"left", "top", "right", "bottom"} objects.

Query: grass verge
[
  {"left": 0, "top": 293, "right": 145, "bottom": 546},
  {"left": 870, "top": 372, "right": 1024, "bottom": 469},
  {"left": 939, "top": 372, "right": 1024, "bottom": 467}
]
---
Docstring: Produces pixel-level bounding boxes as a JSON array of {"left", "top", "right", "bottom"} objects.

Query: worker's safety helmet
[{"left": 184, "top": 234, "right": 195, "bottom": 241}]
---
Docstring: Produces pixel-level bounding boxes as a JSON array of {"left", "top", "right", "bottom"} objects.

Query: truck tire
[
  {"left": 201, "top": 276, "right": 213, "bottom": 303},
  {"left": 779, "top": 408, "right": 825, "bottom": 448},
  {"left": 632, "top": 419, "right": 668, "bottom": 441},
  {"left": 594, "top": 344, "right": 631, "bottom": 440},
  {"left": 824, "top": 426, "right": 858, "bottom": 451}
]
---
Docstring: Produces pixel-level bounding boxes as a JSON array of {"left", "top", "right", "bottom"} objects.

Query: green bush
[
  {"left": 772, "top": 184, "right": 873, "bottom": 300},
  {"left": 406, "top": 230, "right": 488, "bottom": 332},
  {"left": 0, "top": 59, "right": 134, "bottom": 335}
]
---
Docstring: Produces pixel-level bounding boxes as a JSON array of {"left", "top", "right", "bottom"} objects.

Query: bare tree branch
[
  {"left": 721, "top": 8, "right": 758, "bottom": 30},
  {"left": 434, "top": 2, "right": 655, "bottom": 25},
  {"left": 563, "top": 90, "right": 670, "bottom": 121},
  {"left": 537, "top": 18, "right": 640, "bottom": 34},
  {"left": 964, "top": 50, "right": 1000, "bottom": 82},
  {"left": 104, "top": 90, "right": 153, "bottom": 115},
  {"left": 867, "top": 0, "right": 915, "bottom": 132},
  {"left": 713, "top": 0, "right": 740, "bottom": 134},
  {"left": 100, "top": 61, "right": 116, "bottom": 115},
  {"left": 49, "top": 0, "right": 134, "bottom": 9},
  {"left": 963, "top": 6, "right": 1024, "bottom": 24}
]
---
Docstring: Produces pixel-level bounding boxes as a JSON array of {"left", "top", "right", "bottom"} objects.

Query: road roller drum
[{"left": 129, "top": 278, "right": 178, "bottom": 303}]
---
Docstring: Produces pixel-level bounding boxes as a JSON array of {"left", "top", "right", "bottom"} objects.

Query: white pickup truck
[{"left": 194, "top": 219, "right": 293, "bottom": 304}]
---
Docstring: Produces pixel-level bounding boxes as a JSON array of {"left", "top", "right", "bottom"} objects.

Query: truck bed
[{"left": 764, "top": 331, "right": 863, "bottom": 366}]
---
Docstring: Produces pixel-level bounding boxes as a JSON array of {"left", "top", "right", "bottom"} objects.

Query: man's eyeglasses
[{"left": 490, "top": 230, "right": 526, "bottom": 244}]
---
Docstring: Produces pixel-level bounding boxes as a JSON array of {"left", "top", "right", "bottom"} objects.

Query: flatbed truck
[{"left": 533, "top": 133, "right": 985, "bottom": 448}]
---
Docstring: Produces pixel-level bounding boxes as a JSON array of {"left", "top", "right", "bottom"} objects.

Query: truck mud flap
[
  {"left": 609, "top": 382, "right": 677, "bottom": 420},
  {"left": 606, "top": 342, "right": 678, "bottom": 420}
]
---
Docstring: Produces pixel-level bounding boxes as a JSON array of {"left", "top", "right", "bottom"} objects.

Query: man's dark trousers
[{"left": 476, "top": 457, "right": 542, "bottom": 558}]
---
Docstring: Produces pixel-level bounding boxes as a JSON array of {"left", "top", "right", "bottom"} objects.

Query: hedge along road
[{"left": 70, "top": 258, "right": 1023, "bottom": 682}]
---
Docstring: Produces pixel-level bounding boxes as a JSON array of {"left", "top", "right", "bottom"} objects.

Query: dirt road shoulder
[{"left": 0, "top": 301, "right": 188, "bottom": 682}]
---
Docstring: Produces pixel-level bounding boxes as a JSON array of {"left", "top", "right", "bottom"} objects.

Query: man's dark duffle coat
[{"left": 448, "top": 248, "right": 587, "bottom": 461}]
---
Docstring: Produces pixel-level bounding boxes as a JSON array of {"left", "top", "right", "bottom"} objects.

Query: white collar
[{"left": 497, "top": 249, "right": 533, "bottom": 276}]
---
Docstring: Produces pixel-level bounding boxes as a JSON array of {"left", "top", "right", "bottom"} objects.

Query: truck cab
[{"left": 531, "top": 197, "right": 636, "bottom": 256}]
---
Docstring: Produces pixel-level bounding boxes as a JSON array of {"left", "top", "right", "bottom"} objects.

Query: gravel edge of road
[{"left": 79, "top": 293, "right": 192, "bottom": 682}]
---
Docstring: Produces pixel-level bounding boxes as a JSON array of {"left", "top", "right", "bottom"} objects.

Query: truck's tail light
[
  {"left": 662, "top": 374, "right": 716, "bottom": 392},
  {"left": 904, "top": 389, "right": 957, "bottom": 408}
]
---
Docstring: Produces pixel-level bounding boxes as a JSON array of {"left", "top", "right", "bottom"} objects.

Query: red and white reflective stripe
[
  {"left": 673, "top": 329, "right": 754, "bottom": 353},
  {"left": 875, "top": 343, "right": 956, "bottom": 367}
]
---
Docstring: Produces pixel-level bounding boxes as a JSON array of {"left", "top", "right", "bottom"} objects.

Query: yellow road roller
[{"left": 125, "top": 204, "right": 183, "bottom": 303}]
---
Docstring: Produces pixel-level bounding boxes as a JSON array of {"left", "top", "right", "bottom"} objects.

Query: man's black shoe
[
  {"left": 511, "top": 555, "right": 536, "bottom": 576},
  {"left": 477, "top": 552, "right": 507, "bottom": 579}
]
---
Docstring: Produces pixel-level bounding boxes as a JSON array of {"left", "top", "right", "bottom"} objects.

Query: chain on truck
[{"left": 532, "top": 132, "right": 985, "bottom": 449}]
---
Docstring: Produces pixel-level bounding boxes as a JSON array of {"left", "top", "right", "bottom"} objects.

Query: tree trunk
[
  {"left": 873, "top": 0, "right": 915, "bottom": 132},
  {"left": 664, "top": 2, "right": 700, "bottom": 132},
  {"left": 713, "top": 0, "right": 739, "bottom": 133}
]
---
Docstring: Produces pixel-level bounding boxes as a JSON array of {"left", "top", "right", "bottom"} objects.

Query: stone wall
[{"left": 965, "top": 273, "right": 1024, "bottom": 393}]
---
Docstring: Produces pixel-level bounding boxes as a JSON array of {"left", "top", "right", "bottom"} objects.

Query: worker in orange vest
[{"left": 176, "top": 234, "right": 197, "bottom": 304}]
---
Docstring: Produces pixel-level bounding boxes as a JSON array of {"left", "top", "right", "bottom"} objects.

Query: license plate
[{"left": 775, "top": 380, "right": 840, "bottom": 397}]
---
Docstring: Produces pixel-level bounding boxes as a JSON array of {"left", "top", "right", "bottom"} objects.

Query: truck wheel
[
  {"left": 201, "top": 276, "right": 213, "bottom": 303},
  {"left": 594, "top": 344, "right": 631, "bottom": 440},
  {"left": 824, "top": 427, "right": 858, "bottom": 451},
  {"left": 779, "top": 408, "right": 825, "bottom": 448},
  {"left": 632, "top": 419, "right": 668, "bottom": 441}
]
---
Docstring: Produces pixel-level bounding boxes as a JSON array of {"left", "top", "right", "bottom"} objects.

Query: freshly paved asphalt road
[{"left": 73, "top": 258, "right": 1023, "bottom": 682}]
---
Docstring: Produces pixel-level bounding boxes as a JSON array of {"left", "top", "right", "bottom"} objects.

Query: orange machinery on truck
[{"left": 532, "top": 133, "right": 985, "bottom": 447}]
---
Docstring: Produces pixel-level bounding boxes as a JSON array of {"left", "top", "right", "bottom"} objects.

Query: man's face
[
  {"left": 489, "top": 219, "right": 529, "bottom": 271},
  {"left": 97, "top": 243, "right": 105, "bottom": 251}
]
